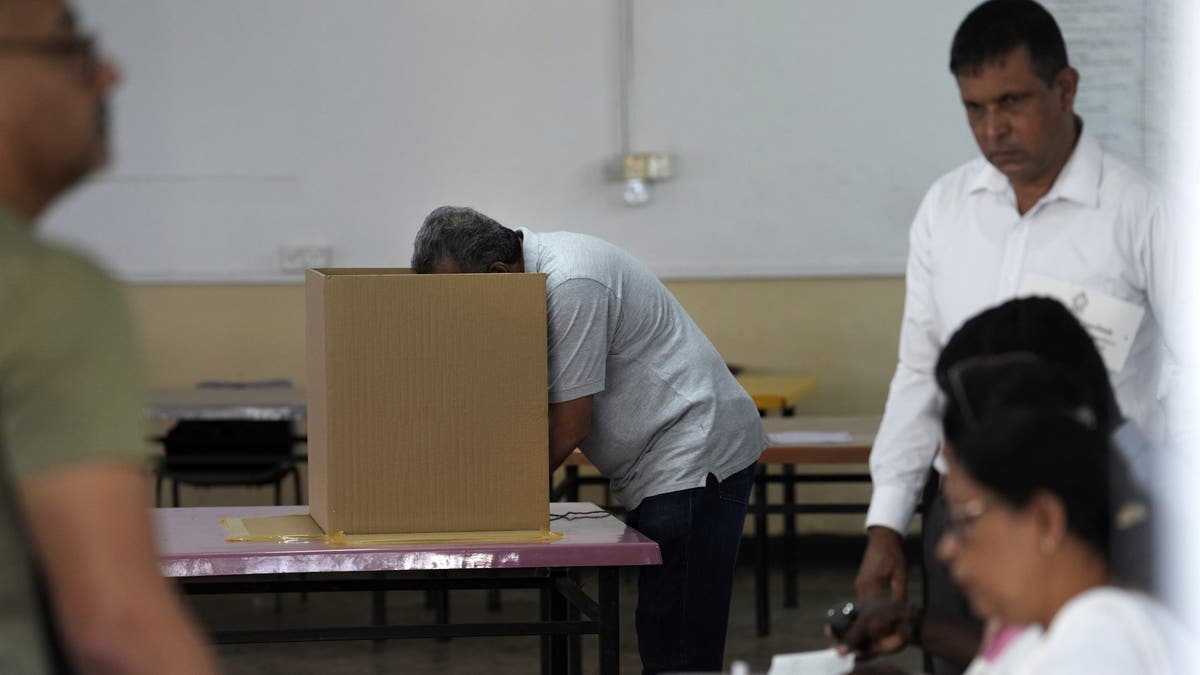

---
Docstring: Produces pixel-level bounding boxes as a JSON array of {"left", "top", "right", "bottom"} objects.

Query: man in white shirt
[{"left": 854, "top": 2, "right": 1178, "bottom": 673}]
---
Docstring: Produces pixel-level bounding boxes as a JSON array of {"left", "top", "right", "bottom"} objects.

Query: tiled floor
[{"left": 195, "top": 551, "right": 925, "bottom": 674}]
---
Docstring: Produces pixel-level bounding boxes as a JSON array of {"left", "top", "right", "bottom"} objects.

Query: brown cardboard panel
[
  {"left": 305, "top": 272, "right": 330, "bottom": 532},
  {"left": 307, "top": 269, "right": 548, "bottom": 535}
]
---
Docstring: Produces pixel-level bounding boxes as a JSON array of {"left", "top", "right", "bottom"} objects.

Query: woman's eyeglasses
[{"left": 943, "top": 497, "right": 993, "bottom": 543}]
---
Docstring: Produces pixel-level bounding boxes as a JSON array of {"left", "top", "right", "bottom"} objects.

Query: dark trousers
[
  {"left": 921, "top": 492, "right": 983, "bottom": 675},
  {"left": 625, "top": 462, "right": 756, "bottom": 675}
]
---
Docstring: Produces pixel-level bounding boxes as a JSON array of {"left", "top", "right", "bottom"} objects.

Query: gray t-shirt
[{"left": 522, "top": 229, "right": 766, "bottom": 509}]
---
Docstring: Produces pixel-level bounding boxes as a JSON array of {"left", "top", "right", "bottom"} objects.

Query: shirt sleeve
[
  {"left": 1140, "top": 195, "right": 1195, "bottom": 447},
  {"left": 1, "top": 248, "right": 149, "bottom": 479},
  {"left": 545, "top": 278, "right": 614, "bottom": 404},
  {"left": 866, "top": 187, "right": 947, "bottom": 533}
]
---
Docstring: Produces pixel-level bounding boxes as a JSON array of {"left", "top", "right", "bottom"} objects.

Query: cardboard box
[{"left": 306, "top": 269, "right": 549, "bottom": 535}]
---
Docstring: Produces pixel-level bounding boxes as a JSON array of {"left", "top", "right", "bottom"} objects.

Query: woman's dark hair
[
  {"left": 943, "top": 358, "right": 1112, "bottom": 556},
  {"left": 941, "top": 355, "right": 1105, "bottom": 449},
  {"left": 952, "top": 406, "right": 1112, "bottom": 557},
  {"left": 935, "top": 297, "right": 1119, "bottom": 432}
]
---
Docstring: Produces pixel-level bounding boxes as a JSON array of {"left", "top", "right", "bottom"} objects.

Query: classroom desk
[
  {"left": 735, "top": 374, "right": 819, "bottom": 416},
  {"left": 156, "top": 502, "right": 660, "bottom": 675},
  {"left": 554, "top": 415, "right": 878, "bottom": 638},
  {"left": 145, "top": 387, "right": 309, "bottom": 505},
  {"left": 754, "top": 415, "right": 875, "bottom": 637}
]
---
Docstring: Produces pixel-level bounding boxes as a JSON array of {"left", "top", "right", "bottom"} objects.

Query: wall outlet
[{"left": 279, "top": 245, "right": 333, "bottom": 273}]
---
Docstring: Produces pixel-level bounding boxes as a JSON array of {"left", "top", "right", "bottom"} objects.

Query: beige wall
[{"left": 126, "top": 277, "right": 904, "bottom": 414}]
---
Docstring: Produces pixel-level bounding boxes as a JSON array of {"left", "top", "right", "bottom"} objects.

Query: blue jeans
[{"left": 625, "top": 462, "right": 756, "bottom": 675}]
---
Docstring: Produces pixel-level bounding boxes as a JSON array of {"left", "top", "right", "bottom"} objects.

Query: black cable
[{"left": 549, "top": 510, "right": 612, "bottom": 521}]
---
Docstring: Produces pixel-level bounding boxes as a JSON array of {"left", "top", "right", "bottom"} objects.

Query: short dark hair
[
  {"left": 949, "top": 0, "right": 1069, "bottom": 85},
  {"left": 952, "top": 403, "right": 1112, "bottom": 557},
  {"left": 410, "top": 206, "right": 523, "bottom": 274},
  {"left": 935, "top": 297, "right": 1119, "bottom": 431}
]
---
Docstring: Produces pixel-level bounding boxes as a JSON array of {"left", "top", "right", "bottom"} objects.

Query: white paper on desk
[
  {"left": 767, "top": 648, "right": 855, "bottom": 675},
  {"left": 768, "top": 431, "right": 854, "bottom": 446}
]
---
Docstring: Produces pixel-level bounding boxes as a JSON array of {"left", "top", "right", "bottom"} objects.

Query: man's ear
[
  {"left": 1054, "top": 66, "right": 1079, "bottom": 111},
  {"left": 489, "top": 261, "right": 513, "bottom": 273}
]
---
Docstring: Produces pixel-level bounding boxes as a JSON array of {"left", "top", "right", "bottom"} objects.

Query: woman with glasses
[
  {"left": 934, "top": 375, "right": 1193, "bottom": 674},
  {"left": 841, "top": 358, "right": 1191, "bottom": 674}
]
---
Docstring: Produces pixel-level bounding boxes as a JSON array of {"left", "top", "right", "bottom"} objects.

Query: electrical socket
[{"left": 278, "top": 245, "right": 332, "bottom": 273}]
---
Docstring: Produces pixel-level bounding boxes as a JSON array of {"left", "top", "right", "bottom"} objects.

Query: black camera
[{"left": 824, "top": 600, "right": 859, "bottom": 641}]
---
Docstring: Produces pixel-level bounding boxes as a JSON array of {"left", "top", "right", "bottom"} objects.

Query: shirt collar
[
  {"left": 518, "top": 227, "right": 542, "bottom": 272},
  {"left": 967, "top": 122, "right": 1103, "bottom": 209}
]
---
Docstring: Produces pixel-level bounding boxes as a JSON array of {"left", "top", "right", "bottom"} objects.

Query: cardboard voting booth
[{"left": 305, "top": 269, "right": 549, "bottom": 535}]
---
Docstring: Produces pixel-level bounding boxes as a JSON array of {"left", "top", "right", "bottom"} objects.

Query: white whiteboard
[{"left": 43, "top": 1, "right": 1153, "bottom": 282}]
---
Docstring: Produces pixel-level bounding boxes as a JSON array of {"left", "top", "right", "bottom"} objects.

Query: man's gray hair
[{"left": 411, "top": 206, "right": 523, "bottom": 274}]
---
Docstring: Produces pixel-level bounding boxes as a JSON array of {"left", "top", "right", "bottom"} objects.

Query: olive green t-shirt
[{"left": 0, "top": 205, "right": 148, "bottom": 673}]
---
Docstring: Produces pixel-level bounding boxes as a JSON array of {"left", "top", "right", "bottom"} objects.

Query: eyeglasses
[
  {"left": 944, "top": 497, "right": 993, "bottom": 543},
  {"left": 0, "top": 33, "right": 101, "bottom": 82}
]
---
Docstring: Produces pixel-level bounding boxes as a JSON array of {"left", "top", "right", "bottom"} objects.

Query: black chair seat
[
  {"left": 157, "top": 461, "right": 295, "bottom": 487},
  {"left": 155, "top": 415, "right": 303, "bottom": 507}
]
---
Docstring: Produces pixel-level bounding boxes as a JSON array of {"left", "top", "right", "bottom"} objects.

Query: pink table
[{"left": 155, "top": 502, "right": 659, "bottom": 675}]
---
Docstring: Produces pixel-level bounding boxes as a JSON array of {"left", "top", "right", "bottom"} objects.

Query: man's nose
[{"left": 982, "top": 107, "right": 1009, "bottom": 143}]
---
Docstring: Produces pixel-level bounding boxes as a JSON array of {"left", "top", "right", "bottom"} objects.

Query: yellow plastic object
[
  {"left": 735, "top": 374, "right": 818, "bottom": 413},
  {"left": 220, "top": 515, "right": 563, "bottom": 546}
]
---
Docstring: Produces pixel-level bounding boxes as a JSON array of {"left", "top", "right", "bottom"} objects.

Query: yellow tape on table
[{"left": 219, "top": 514, "right": 562, "bottom": 546}]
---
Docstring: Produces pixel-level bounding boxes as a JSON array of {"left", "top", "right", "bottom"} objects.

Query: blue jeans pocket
[{"left": 715, "top": 462, "right": 755, "bottom": 506}]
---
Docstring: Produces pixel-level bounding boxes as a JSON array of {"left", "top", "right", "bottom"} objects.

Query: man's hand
[
  {"left": 837, "top": 598, "right": 922, "bottom": 658},
  {"left": 855, "top": 526, "right": 907, "bottom": 602}
]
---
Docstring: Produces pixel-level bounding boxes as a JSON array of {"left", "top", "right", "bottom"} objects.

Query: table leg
[
  {"left": 568, "top": 569, "right": 582, "bottom": 675},
  {"left": 566, "top": 465, "right": 580, "bottom": 502},
  {"left": 783, "top": 464, "right": 798, "bottom": 608},
  {"left": 598, "top": 567, "right": 620, "bottom": 675},
  {"left": 754, "top": 464, "right": 771, "bottom": 637},
  {"left": 550, "top": 570, "right": 568, "bottom": 675},
  {"left": 370, "top": 573, "right": 387, "bottom": 652},
  {"left": 434, "top": 581, "right": 451, "bottom": 643},
  {"left": 540, "top": 582, "right": 551, "bottom": 675}
]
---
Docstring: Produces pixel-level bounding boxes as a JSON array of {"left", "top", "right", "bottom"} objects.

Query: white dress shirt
[
  {"left": 867, "top": 127, "right": 1180, "bottom": 533},
  {"left": 1012, "top": 587, "right": 1198, "bottom": 674}
]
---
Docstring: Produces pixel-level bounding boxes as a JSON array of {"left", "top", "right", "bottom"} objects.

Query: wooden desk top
[
  {"left": 155, "top": 502, "right": 661, "bottom": 577},
  {"left": 759, "top": 414, "right": 877, "bottom": 463},
  {"left": 736, "top": 374, "right": 819, "bottom": 410},
  {"left": 146, "top": 387, "right": 307, "bottom": 422}
]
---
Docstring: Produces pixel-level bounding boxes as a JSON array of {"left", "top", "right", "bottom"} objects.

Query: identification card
[{"left": 1019, "top": 273, "right": 1145, "bottom": 373}]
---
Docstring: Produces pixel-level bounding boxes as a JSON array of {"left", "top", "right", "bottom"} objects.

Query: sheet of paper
[
  {"left": 1019, "top": 273, "right": 1146, "bottom": 373},
  {"left": 768, "top": 431, "right": 854, "bottom": 446},
  {"left": 767, "top": 648, "right": 855, "bottom": 675}
]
